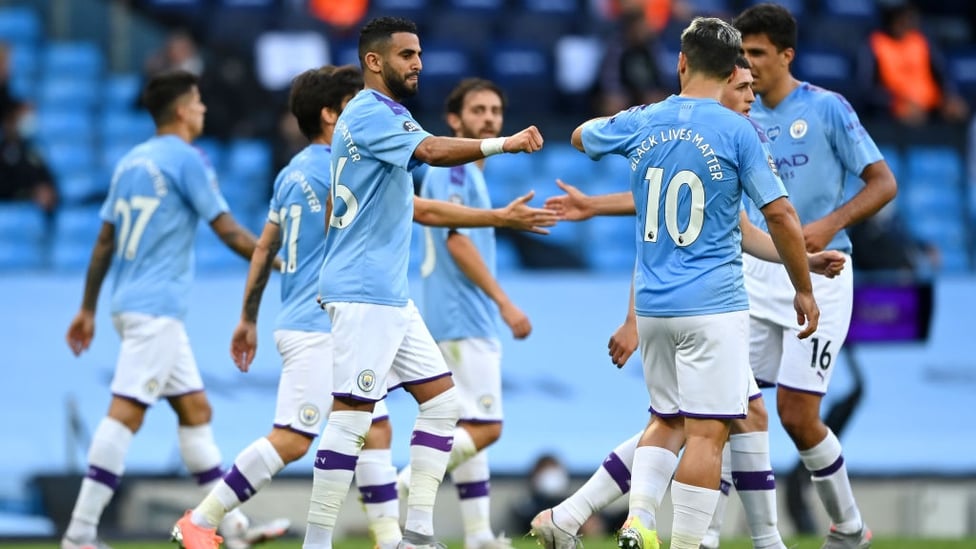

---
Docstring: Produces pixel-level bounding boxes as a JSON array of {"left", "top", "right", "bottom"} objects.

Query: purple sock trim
[
  {"left": 811, "top": 455, "right": 845, "bottom": 478},
  {"left": 86, "top": 465, "right": 120, "bottom": 491},
  {"left": 601, "top": 452, "right": 631, "bottom": 494},
  {"left": 719, "top": 479, "right": 731, "bottom": 495},
  {"left": 410, "top": 430, "right": 453, "bottom": 452},
  {"left": 223, "top": 465, "right": 256, "bottom": 503},
  {"left": 732, "top": 470, "right": 776, "bottom": 491},
  {"left": 359, "top": 482, "right": 398, "bottom": 503},
  {"left": 456, "top": 480, "right": 490, "bottom": 499},
  {"left": 314, "top": 449, "right": 358, "bottom": 471},
  {"left": 193, "top": 466, "right": 224, "bottom": 486}
]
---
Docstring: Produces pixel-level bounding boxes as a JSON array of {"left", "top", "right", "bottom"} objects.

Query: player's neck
[
  {"left": 365, "top": 81, "right": 400, "bottom": 103},
  {"left": 678, "top": 75, "right": 723, "bottom": 101},
  {"left": 758, "top": 76, "right": 801, "bottom": 109},
  {"left": 155, "top": 124, "right": 194, "bottom": 143}
]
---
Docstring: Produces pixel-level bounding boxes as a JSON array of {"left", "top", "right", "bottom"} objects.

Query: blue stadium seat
[
  {"left": 194, "top": 223, "right": 242, "bottom": 271},
  {"left": 685, "top": 0, "right": 731, "bottom": 15},
  {"left": 226, "top": 139, "right": 272, "bottom": 180},
  {"left": 939, "top": 245, "right": 970, "bottom": 274},
  {"left": 484, "top": 154, "right": 538, "bottom": 205},
  {"left": 793, "top": 46, "right": 856, "bottom": 99},
  {"left": 100, "top": 110, "right": 155, "bottom": 143},
  {"left": 0, "top": 6, "right": 42, "bottom": 45},
  {"left": 36, "top": 110, "right": 96, "bottom": 146},
  {"left": 369, "top": 0, "right": 430, "bottom": 18},
  {"left": 877, "top": 144, "right": 902, "bottom": 183},
  {"left": 409, "top": 41, "right": 476, "bottom": 112},
  {"left": 0, "top": 239, "right": 45, "bottom": 270},
  {"left": 0, "top": 203, "right": 47, "bottom": 247},
  {"left": 445, "top": 0, "right": 504, "bottom": 9},
  {"left": 43, "top": 42, "right": 104, "bottom": 80},
  {"left": 585, "top": 215, "right": 636, "bottom": 272},
  {"left": 745, "top": 0, "right": 804, "bottom": 17},
  {"left": 101, "top": 141, "right": 134, "bottom": 174},
  {"left": 487, "top": 42, "right": 553, "bottom": 114},
  {"left": 9, "top": 44, "right": 39, "bottom": 79},
  {"left": 194, "top": 138, "right": 225, "bottom": 173},
  {"left": 587, "top": 244, "right": 635, "bottom": 273},
  {"left": 43, "top": 142, "right": 96, "bottom": 180},
  {"left": 540, "top": 144, "right": 596, "bottom": 192},
  {"left": 905, "top": 145, "right": 963, "bottom": 182},
  {"left": 50, "top": 206, "right": 101, "bottom": 270},
  {"left": 947, "top": 50, "right": 976, "bottom": 99},
  {"left": 103, "top": 73, "right": 143, "bottom": 107},
  {"left": 38, "top": 76, "right": 100, "bottom": 110},
  {"left": 59, "top": 173, "right": 108, "bottom": 206}
]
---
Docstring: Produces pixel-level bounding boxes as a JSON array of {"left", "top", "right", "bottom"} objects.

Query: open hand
[
  {"left": 500, "top": 190, "right": 558, "bottom": 234},
  {"left": 230, "top": 321, "right": 258, "bottom": 372},
  {"left": 544, "top": 180, "right": 595, "bottom": 221}
]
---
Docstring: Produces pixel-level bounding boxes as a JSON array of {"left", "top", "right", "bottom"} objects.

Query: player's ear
[
  {"left": 321, "top": 106, "right": 340, "bottom": 125},
  {"left": 677, "top": 52, "right": 687, "bottom": 74},
  {"left": 363, "top": 51, "right": 383, "bottom": 74},
  {"left": 446, "top": 112, "right": 462, "bottom": 134},
  {"left": 780, "top": 47, "right": 795, "bottom": 68}
]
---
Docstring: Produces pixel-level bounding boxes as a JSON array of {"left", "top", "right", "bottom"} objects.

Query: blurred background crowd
[{"left": 1, "top": 0, "right": 975, "bottom": 277}]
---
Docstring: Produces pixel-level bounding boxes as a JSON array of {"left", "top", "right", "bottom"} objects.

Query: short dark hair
[
  {"left": 141, "top": 70, "right": 198, "bottom": 126},
  {"left": 735, "top": 54, "right": 751, "bottom": 71},
  {"left": 680, "top": 17, "right": 741, "bottom": 80},
  {"left": 358, "top": 16, "right": 418, "bottom": 67},
  {"left": 733, "top": 3, "right": 797, "bottom": 51},
  {"left": 444, "top": 78, "right": 507, "bottom": 117},
  {"left": 289, "top": 65, "right": 363, "bottom": 140}
]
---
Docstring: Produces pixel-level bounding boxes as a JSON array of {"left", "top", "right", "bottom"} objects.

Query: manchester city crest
[
  {"left": 790, "top": 118, "right": 808, "bottom": 139},
  {"left": 357, "top": 370, "right": 376, "bottom": 392},
  {"left": 299, "top": 403, "right": 320, "bottom": 426},
  {"left": 479, "top": 394, "right": 495, "bottom": 413}
]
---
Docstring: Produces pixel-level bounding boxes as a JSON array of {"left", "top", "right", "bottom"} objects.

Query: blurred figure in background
[
  {"left": 0, "top": 43, "right": 16, "bottom": 121},
  {"left": 858, "top": 0, "right": 969, "bottom": 126},
  {"left": 0, "top": 100, "right": 57, "bottom": 212},
  {"left": 143, "top": 29, "right": 204, "bottom": 78},
  {"left": 592, "top": 8, "right": 671, "bottom": 116}
]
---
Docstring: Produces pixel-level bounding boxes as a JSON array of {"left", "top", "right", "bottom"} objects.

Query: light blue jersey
[
  {"left": 419, "top": 164, "right": 499, "bottom": 341},
  {"left": 745, "top": 83, "right": 883, "bottom": 253},
  {"left": 319, "top": 89, "right": 433, "bottom": 306},
  {"left": 581, "top": 96, "right": 787, "bottom": 317},
  {"left": 268, "top": 144, "right": 331, "bottom": 332},
  {"left": 99, "top": 135, "right": 229, "bottom": 319}
]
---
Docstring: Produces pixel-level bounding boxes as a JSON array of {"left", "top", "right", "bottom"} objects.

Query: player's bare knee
[
  {"left": 107, "top": 396, "right": 147, "bottom": 433},
  {"left": 744, "top": 397, "right": 769, "bottom": 431},
  {"left": 364, "top": 418, "right": 393, "bottom": 449},
  {"left": 169, "top": 391, "right": 213, "bottom": 426},
  {"left": 406, "top": 375, "right": 455, "bottom": 405},
  {"left": 267, "top": 429, "right": 313, "bottom": 463},
  {"left": 461, "top": 421, "right": 502, "bottom": 448}
]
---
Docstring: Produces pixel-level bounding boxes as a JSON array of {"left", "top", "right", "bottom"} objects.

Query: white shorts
[
  {"left": 638, "top": 311, "right": 751, "bottom": 419},
  {"left": 110, "top": 313, "right": 203, "bottom": 406},
  {"left": 273, "top": 330, "right": 390, "bottom": 437},
  {"left": 744, "top": 254, "right": 854, "bottom": 395},
  {"left": 438, "top": 338, "right": 503, "bottom": 423},
  {"left": 326, "top": 300, "right": 451, "bottom": 402}
]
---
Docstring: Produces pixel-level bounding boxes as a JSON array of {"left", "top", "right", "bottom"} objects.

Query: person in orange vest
[{"left": 860, "top": 0, "right": 969, "bottom": 125}]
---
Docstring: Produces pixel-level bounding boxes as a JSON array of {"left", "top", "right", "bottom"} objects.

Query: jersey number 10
[{"left": 642, "top": 167, "right": 705, "bottom": 247}]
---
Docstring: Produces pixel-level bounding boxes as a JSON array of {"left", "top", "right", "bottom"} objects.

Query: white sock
[
  {"left": 404, "top": 388, "right": 459, "bottom": 536},
  {"left": 177, "top": 424, "right": 251, "bottom": 536},
  {"left": 731, "top": 432, "right": 783, "bottom": 548},
  {"left": 627, "top": 445, "right": 678, "bottom": 530},
  {"left": 192, "top": 437, "right": 285, "bottom": 528},
  {"left": 670, "top": 480, "right": 720, "bottom": 549},
  {"left": 447, "top": 427, "right": 478, "bottom": 471},
  {"left": 452, "top": 450, "right": 493, "bottom": 548},
  {"left": 555, "top": 432, "right": 640, "bottom": 533},
  {"left": 356, "top": 448, "right": 401, "bottom": 546},
  {"left": 65, "top": 418, "right": 133, "bottom": 542},
  {"left": 799, "top": 429, "right": 862, "bottom": 534},
  {"left": 701, "top": 442, "right": 732, "bottom": 547},
  {"left": 306, "top": 410, "right": 372, "bottom": 547}
]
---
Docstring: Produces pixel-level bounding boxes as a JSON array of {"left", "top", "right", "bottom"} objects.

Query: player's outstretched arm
[
  {"left": 739, "top": 211, "right": 846, "bottom": 277},
  {"left": 760, "top": 197, "right": 819, "bottom": 339},
  {"left": 231, "top": 221, "right": 282, "bottom": 372},
  {"left": 66, "top": 222, "right": 116, "bottom": 356},
  {"left": 413, "top": 126, "right": 544, "bottom": 167},
  {"left": 446, "top": 233, "right": 531, "bottom": 339},
  {"left": 802, "top": 160, "right": 897, "bottom": 252},
  {"left": 544, "top": 180, "right": 635, "bottom": 221},
  {"left": 413, "top": 191, "right": 557, "bottom": 234}
]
